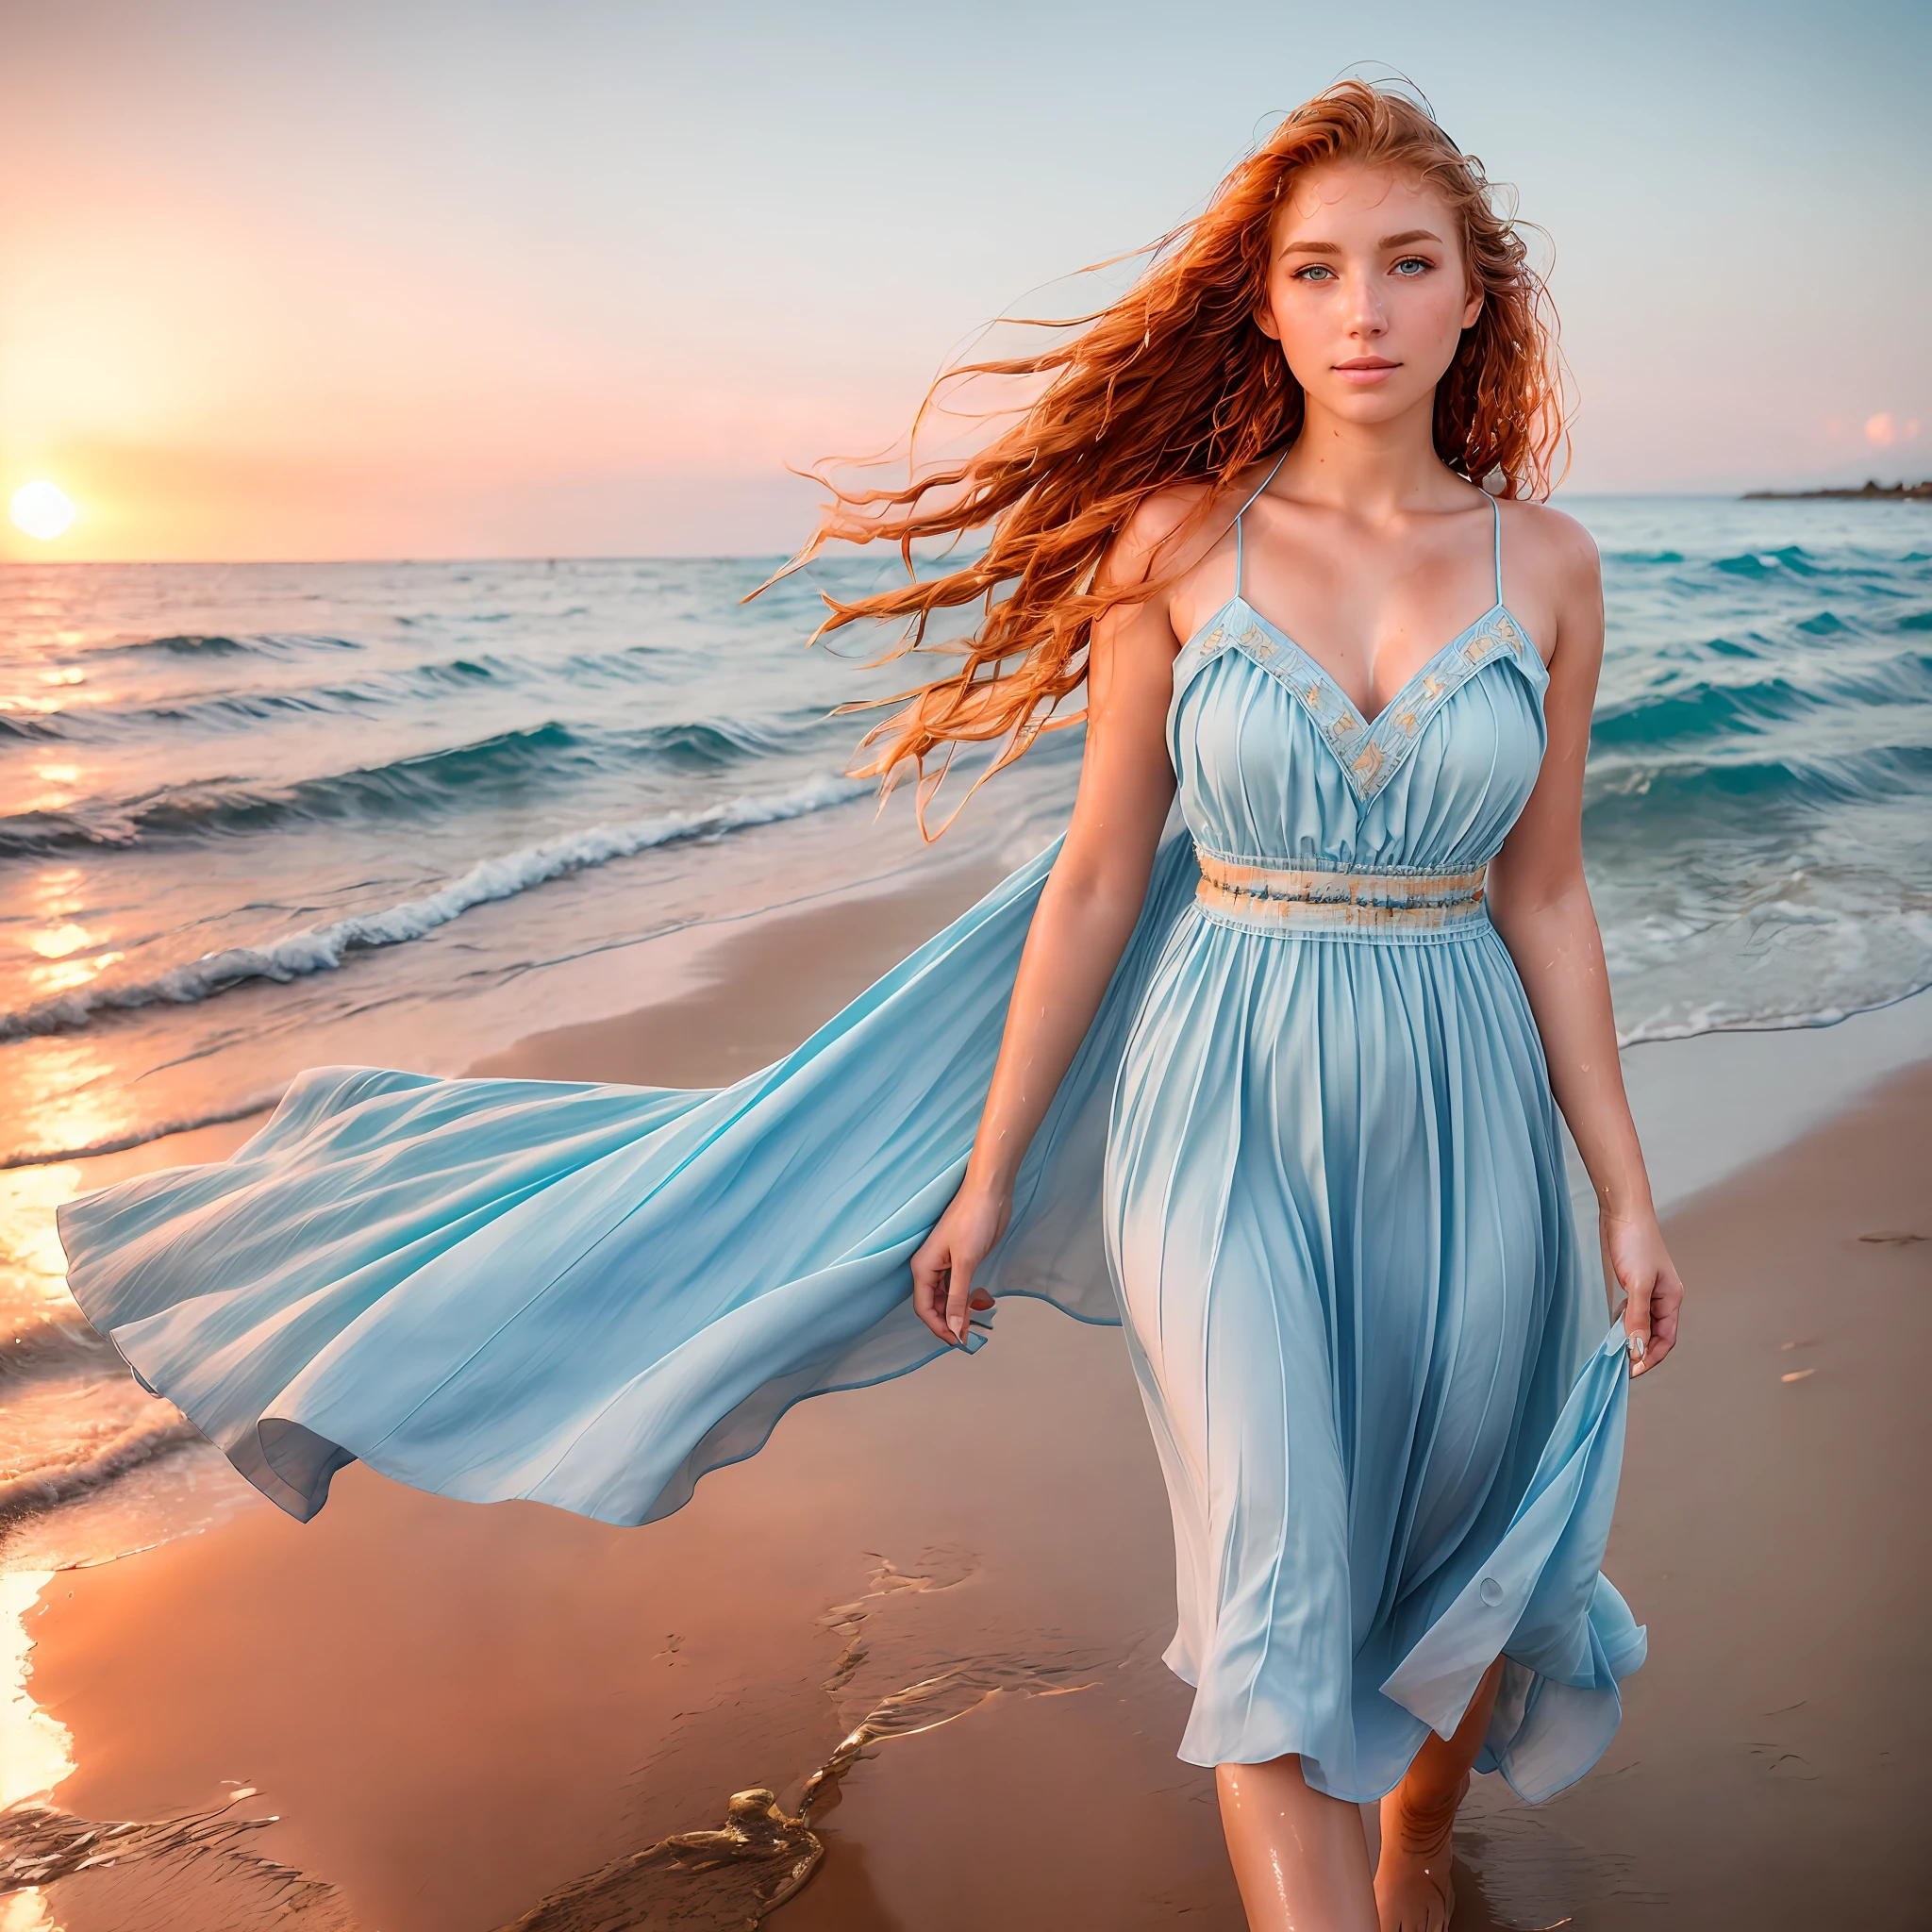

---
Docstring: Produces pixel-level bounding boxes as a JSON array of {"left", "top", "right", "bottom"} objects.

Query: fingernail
[{"left": 1627, "top": 1332, "right": 1645, "bottom": 1362}]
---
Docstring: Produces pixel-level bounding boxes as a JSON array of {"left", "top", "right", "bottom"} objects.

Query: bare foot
[{"left": 1374, "top": 1770, "right": 1465, "bottom": 1931}]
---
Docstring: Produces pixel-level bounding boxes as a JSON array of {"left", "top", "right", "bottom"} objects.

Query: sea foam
[{"left": 0, "top": 772, "right": 868, "bottom": 1042}]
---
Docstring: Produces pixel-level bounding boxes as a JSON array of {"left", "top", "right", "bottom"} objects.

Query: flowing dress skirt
[
  {"left": 59, "top": 830, "right": 1641, "bottom": 1806},
  {"left": 1107, "top": 896, "right": 1642, "bottom": 1798}
]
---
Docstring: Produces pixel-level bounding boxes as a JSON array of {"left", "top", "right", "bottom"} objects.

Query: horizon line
[{"left": 9, "top": 490, "right": 1928, "bottom": 570}]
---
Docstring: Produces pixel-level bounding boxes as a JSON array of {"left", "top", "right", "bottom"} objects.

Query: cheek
[
  {"left": 1264, "top": 284, "right": 1334, "bottom": 369},
  {"left": 1402, "top": 276, "right": 1472, "bottom": 343}
]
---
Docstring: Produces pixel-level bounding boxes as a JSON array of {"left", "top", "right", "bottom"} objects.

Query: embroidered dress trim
[
  {"left": 1194, "top": 847, "right": 1491, "bottom": 941},
  {"left": 1178, "top": 601, "right": 1544, "bottom": 808}
]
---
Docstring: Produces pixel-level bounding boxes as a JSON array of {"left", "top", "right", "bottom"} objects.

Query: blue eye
[
  {"left": 1392, "top": 257, "right": 1430, "bottom": 276},
  {"left": 1292, "top": 263, "right": 1338, "bottom": 282}
]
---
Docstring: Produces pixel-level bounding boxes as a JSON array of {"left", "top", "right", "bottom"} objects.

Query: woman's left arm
[{"left": 1486, "top": 510, "right": 1683, "bottom": 1376}]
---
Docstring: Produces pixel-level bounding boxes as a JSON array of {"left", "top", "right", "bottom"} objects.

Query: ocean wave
[
  {"left": 0, "top": 1091, "right": 286, "bottom": 1171},
  {"left": 1591, "top": 678, "right": 1820, "bottom": 747},
  {"left": 1586, "top": 741, "right": 1932, "bottom": 825},
  {"left": 0, "top": 716, "right": 824, "bottom": 854},
  {"left": 25, "top": 641, "right": 696, "bottom": 743},
  {"left": 0, "top": 772, "right": 869, "bottom": 1041},
  {"left": 1590, "top": 650, "right": 1932, "bottom": 749},
  {"left": 1, "top": 1301, "right": 117, "bottom": 1374},
  {"left": 1614, "top": 976, "right": 1932, "bottom": 1049},
  {"left": 1713, "top": 546, "right": 1824, "bottom": 579},
  {"left": 104, "top": 630, "right": 363, "bottom": 658},
  {"left": 22, "top": 657, "right": 510, "bottom": 740},
  {"left": 1706, "top": 545, "right": 1898, "bottom": 582},
  {"left": 1608, "top": 545, "right": 1929, "bottom": 609},
  {"left": 0, "top": 1408, "right": 201, "bottom": 1520}
]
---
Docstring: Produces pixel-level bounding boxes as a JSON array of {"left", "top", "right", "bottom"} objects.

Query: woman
[
  {"left": 63, "top": 82, "right": 1680, "bottom": 1932},
  {"left": 879, "top": 83, "right": 1684, "bottom": 1929}
]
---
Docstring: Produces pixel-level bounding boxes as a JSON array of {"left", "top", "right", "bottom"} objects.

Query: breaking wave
[
  {"left": 0, "top": 773, "right": 868, "bottom": 1041},
  {"left": 0, "top": 716, "right": 832, "bottom": 854},
  {"left": 0, "top": 1407, "right": 202, "bottom": 1520}
]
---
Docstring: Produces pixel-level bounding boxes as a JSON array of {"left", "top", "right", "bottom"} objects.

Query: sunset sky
[{"left": 3, "top": 0, "right": 1927, "bottom": 561}]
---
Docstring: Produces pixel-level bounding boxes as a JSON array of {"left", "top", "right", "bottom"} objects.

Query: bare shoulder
[
  {"left": 1131, "top": 478, "right": 1217, "bottom": 545},
  {"left": 1498, "top": 497, "right": 1601, "bottom": 595},
  {"left": 1103, "top": 479, "right": 1218, "bottom": 588}
]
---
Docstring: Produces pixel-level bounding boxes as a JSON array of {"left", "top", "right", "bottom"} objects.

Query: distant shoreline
[{"left": 1742, "top": 480, "right": 1932, "bottom": 501}]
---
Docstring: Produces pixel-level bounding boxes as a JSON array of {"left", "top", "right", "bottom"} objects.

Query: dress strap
[
  {"left": 1233, "top": 448, "right": 1291, "bottom": 596},
  {"left": 1489, "top": 491, "right": 1504, "bottom": 606}
]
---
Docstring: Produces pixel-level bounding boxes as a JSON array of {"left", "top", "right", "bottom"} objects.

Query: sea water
[{"left": 2, "top": 496, "right": 1928, "bottom": 1564}]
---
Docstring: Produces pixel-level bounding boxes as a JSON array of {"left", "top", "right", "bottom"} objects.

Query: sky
[{"left": 2, "top": 0, "right": 1928, "bottom": 561}]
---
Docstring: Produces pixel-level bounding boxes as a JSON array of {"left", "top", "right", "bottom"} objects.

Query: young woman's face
[{"left": 1257, "top": 162, "right": 1481, "bottom": 428}]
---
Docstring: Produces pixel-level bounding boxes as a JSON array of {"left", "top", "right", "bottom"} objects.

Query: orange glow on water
[
  {"left": 28, "top": 955, "right": 125, "bottom": 998},
  {"left": 15, "top": 874, "right": 125, "bottom": 1000},
  {"left": 0, "top": 1160, "right": 86, "bottom": 1304},
  {"left": 10, "top": 773, "right": 89, "bottom": 819},
  {"left": 26, "top": 924, "right": 92, "bottom": 960},
  {"left": 1, "top": 1039, "right": 135, "bottom": 1172}
]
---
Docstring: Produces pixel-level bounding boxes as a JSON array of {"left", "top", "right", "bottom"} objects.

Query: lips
[{"left": 1335, "top": 358, "right": 1399, "bottom": 371}]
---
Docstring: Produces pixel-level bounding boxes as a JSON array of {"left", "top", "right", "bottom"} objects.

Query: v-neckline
[
  {"left": 1235, "top": 595, "right": 1507, "bottom": 728},
  {"left": 1173, "top": 593, "right": 1547, "bottom": 805}
]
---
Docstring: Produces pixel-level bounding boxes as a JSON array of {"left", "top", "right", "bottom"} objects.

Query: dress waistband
[{"left": 1193, "top": 847, "right": 1491, "bottom": 941}]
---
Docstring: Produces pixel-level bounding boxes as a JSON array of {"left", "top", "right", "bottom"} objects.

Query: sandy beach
[{"left": 5, "top": 875, "right": 1929, "bottom": 1930}]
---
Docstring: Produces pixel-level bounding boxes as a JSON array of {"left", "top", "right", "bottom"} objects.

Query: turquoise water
[{"left": 1581, "top": 499, "right": 1932, "bottom": 1041}]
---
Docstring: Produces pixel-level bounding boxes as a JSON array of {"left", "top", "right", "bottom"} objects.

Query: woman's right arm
[{"left": 908, "top": 503, "right": 1195, "bottom": 1345}]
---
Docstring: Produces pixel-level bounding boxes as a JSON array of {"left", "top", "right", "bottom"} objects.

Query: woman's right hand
[{"left": 910, "top": 1182, "right": 1010, "bottom": 1346}]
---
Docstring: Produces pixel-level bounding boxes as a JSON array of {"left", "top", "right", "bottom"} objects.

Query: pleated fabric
[
  {"left": 59, "top": 588, "right": 1644, "bottom": 1808},
  {"left": 1095, "top": 599, "right": 1644, "bottom": 1798},
  {"left": 59, "top": 836, "right": 1187, "bottom": 1530}
]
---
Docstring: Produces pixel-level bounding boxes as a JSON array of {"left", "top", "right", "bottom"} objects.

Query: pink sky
[{"left": 4, "top": 0, "right": 1926, "bottom": 561}]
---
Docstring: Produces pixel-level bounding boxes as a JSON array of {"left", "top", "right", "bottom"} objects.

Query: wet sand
[
  {"left": 8, "top": 877, "right": 1931, "bottom": 1928},
  {"left": 1511, "top": 1057, "right": 1932, "bottom": 1926},
  {"left": 465, "top": 858, "right": 1011, "bottom": 1091}
]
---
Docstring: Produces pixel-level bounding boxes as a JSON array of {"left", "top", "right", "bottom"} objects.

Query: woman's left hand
[{"left": 1602, "top": 1209, "right": 1684, "bottom": 1377}]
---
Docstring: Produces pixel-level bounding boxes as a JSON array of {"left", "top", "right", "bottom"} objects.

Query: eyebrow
[{"left": 1278, "top": 228, "right": 1444, "bottom": 256}]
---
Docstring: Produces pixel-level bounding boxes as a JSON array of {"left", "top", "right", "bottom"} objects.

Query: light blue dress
[{"left": 59, "top": 467, "right": 1643, "bottom": 1807}]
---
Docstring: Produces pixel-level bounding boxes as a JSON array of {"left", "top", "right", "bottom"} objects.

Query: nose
[{"left": 1344, "top": 275, "right": 1389, "bottom": 341}]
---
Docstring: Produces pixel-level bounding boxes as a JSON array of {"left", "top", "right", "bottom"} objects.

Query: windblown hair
[{"left": 765, "top": 79, "right": 1566, "bottom": 829}]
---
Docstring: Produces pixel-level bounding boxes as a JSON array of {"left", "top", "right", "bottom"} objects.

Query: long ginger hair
[{"left": 765, "top": 80, "right": 1567, "bottom": 829}]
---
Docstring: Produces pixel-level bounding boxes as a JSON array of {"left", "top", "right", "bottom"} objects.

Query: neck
[{"left": 1275, "top": 391, "right": 1469, "bottom": 519}]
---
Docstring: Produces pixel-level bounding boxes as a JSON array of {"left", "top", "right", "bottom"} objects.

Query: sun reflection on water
[
  {"left": 27, "top": 954, "right": 125, "bottom": 998},
  {"left": 4, "top": 1038, "right": 135, "bottom": 1167},
  {"left": 26, "top": 924, "right": 92, "bottom": 960},
  {"left": 0, "top": 1574, "right": 75, "bottom": 1807},
  {"left": 0, "top": 1163, "right": 86, "bottom": 1306},
  {"left": 14, "top": 873, "right": 123, "bottom": 1001}
]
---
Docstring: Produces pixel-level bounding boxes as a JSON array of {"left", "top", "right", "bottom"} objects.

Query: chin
[{"left": 1319, "top": 388, "right": 1425, "bottom": 425}]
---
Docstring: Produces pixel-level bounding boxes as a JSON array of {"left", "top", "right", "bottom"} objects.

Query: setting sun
[{"left": 9, "top": 479, "right": 76, "bottom": 541}]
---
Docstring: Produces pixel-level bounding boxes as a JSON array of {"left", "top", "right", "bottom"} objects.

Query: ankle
[{"left": 1388, "top": 1770, "right": 1467, "bottom": 1849}]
